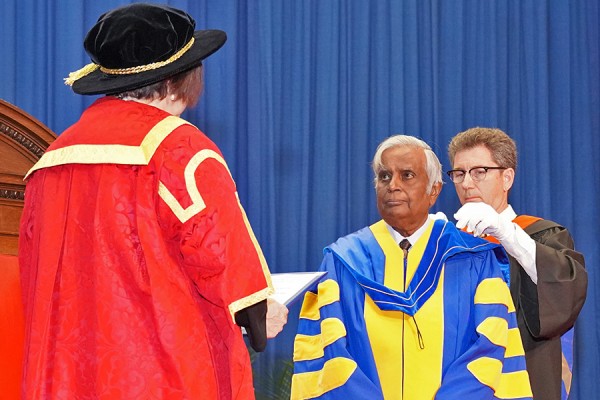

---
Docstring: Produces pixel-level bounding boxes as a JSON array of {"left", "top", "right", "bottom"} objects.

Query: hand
[
  {"left": 453, "top": 202, "right": 513, "bottom": 241},
  {"left": 429, "top": 211, "right": 448, "bottom": 222},
  {"left": 266, "top": 298, "right": 288, "bottom": 339},
  {"left": 454, "top": 202, "right": 538, "bottom": 282}
]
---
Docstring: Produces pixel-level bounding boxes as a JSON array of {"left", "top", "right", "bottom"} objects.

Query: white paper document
[{"left": 270, "top": 271, "right": 327, "bottom": 306}]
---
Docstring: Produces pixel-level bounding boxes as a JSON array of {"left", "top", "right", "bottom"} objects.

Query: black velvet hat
[{"left": 66, "top": 3, "right": 227, "bottom": 95}]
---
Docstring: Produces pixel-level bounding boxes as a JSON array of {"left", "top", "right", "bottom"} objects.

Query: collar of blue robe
[{"left": 326, "top": 220, "right": 509, "bottom": 316}]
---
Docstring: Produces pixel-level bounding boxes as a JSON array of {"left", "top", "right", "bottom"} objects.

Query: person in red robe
[{"left": 19, "top": 3, "right": 287, "bottom": 399}]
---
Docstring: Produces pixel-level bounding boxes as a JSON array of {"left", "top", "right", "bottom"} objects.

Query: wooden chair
[
  {"left": 0, "top": 99, "right": 56, "bottom": 399},
  {"left": 0, "top": 99, "right": 57, "bottom": 255}
]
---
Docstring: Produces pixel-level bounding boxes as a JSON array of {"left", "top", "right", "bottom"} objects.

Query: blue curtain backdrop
[{"left": 1, "top": 1, "right": 598, "bottom": 398}]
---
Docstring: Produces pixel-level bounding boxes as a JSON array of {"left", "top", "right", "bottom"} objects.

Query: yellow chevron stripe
[
  {"left": 291, "top": 357, "right": 357, "bottom": 400},
  {"left": 477, "top": 317, "right": 508, "bottom": 348},
  {"left": 474, "top": 277, "right": 515, "bottom": 312},
  {"left": 506, "top": 327, "right": 526, "bottom": 358},
  {"left": 495, "top": 370, "right": 533, "bottom": 399},
  {"left": 299, "top": 279, "right": 340, "bottom": 321},
  {"left": 293, "top": 318, "right": 347, "bottom": 362},
  {"left": 467, "top": 357, "right": 502, "bottom": 390},
  {"left": 467, "top": 357, "right": 533, "bottom": 398}
]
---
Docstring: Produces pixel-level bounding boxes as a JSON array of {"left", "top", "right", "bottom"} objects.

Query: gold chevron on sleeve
[
  {"left": 293, "top": 318, "right": 347, "bottom": 362},
  {"left": 505, "top": 327, "right": 526, "bottom": 358},
  {"left": 475, "top": 317, "right": 528, "bottom": 368},
  {"left": 467, "top": 357, "right": 503, "bottom": 390},
  {"left": 495, "top": 370, "right": 533, "bottom": 399},
  {"left": 158, "top": 149, "right": 232, "bottom": 223},
  {"left": 291, "top": 358, "right": 357, "bottom": 400},
  {"left": 476, "top": 317, "right": 508, "bottom": 348},
  {"left": 467, "top": 357, "right": 533, "bottom": 399},
  {"left": 159, "top": 148, "right": 274, "bottom": 320},
  {"left": 474, "top": 277, "right": 515, "bottom": 312},
  {"left": 299, "top": 291, "right": 320, "bottom": 320},
  {"left": 299, "top": 279, "right": 340, "bottom": 321}
]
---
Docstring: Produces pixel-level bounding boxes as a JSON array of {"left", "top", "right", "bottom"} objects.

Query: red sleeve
[{"left": 156, "top": 125, "right": 272, "bottom": 312}]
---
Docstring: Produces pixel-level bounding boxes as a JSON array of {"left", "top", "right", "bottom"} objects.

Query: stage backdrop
[{"left": 1, "top": 1, "right": 598, "bottom": 399}]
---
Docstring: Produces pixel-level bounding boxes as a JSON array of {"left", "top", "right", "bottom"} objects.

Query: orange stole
[{"left": 477, "top": 215, "right": 542, "bottom": 244}]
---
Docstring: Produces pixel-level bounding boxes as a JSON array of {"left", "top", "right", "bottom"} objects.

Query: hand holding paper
[{"left": 266, "top": 298, "right": 288, "bottom": 339}]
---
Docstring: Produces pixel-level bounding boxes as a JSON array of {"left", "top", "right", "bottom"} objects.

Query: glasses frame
[{"left": 446, "top": 166, "right": 507, "bottom": 183}]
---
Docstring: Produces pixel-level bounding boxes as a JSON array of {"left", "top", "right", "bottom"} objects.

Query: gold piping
[
  {"left": 25, "top": 116, "right": 189, "bottom": 179},
  {"left": 228, "top": 196, "right": 274, "bottom": 320},
  {"left": 100, "top": 38, "right": 195, "bottom": 75},
  {"left": 64, "top": 37, "right": 195, "bottom": 85},
  {"left": 64, "top": 63, "right": 100, "bottom": 86},
  {"left": 157, "top": 149, "right": 227, "bottom": 223}
]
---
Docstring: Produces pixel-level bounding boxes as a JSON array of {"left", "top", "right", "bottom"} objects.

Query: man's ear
[
  {"left": 503, "top": 168, "right": 515, "bottom": 192},
  {"left": 429, "top": 182, "right": 443, "bottom": 206}
]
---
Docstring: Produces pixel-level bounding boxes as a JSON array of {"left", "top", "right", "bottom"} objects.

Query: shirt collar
[
  {"left": 500, "top": 204, "right": 517, "bottom": 221},
  {"left": 384, "top": 216, "right": 432, "bottom": 247}
]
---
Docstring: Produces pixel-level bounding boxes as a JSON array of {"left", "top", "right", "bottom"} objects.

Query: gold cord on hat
[
  {"left": 64, "top": 63, "right": 100, "bottom": 86},
  {"left": 64, "top": 37, "right": 195, "bottom": 86}
]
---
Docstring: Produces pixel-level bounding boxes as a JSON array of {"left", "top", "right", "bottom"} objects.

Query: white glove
[
  {"left": 454, "top": 202, "right": 538, "bottom": 283},
  {"left": 429, "top": 211, "right": 448, "bottom": 222},
  {"left": 453, "top": 202, "right": 513, "bottom": 240}
]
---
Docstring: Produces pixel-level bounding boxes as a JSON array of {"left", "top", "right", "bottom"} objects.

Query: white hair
[{"left": 372, "top": 135, "right": 443, "bottom": 193}]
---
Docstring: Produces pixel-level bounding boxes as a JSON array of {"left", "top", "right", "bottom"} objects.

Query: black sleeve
[
  {"left": 235, "top": 299, "right": 268, "bottom": 352},
  {"left": 520, "top": 223, "right": 587, "bottom": 338}
]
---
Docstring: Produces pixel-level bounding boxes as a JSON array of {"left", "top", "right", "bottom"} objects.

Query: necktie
[
  {"left": 399, "top": 239, "right": 411, "bottom": 258},
  {"left": 398, "top": 238, "right": 424, "bottom": 349}
]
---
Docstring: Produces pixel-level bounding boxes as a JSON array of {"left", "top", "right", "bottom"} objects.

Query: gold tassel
[{"left": 64, "top": 63, "right": 100, "bottom": 86}]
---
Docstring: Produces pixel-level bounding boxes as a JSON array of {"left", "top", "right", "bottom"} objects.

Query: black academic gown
[{"left": 510, "top": 219, "right": 587, "bottom": 400}]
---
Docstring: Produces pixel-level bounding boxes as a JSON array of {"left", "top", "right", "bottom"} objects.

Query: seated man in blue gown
[{"left": 291, "top": 135, "right": 533, "bottom": 400}]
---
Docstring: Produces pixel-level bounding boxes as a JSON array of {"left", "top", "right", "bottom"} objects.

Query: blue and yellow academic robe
[{"left": 291, "top": 219, "right": 532, "bottom": 400}]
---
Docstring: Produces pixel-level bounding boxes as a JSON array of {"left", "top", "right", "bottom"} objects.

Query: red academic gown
[{"left": 19, "top": 97, "right": 273, "bottom": 399}]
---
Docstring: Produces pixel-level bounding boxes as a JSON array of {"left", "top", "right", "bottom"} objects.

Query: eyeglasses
[{"left": 446, "top": 166, "right": 506, "bottom": 183}]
